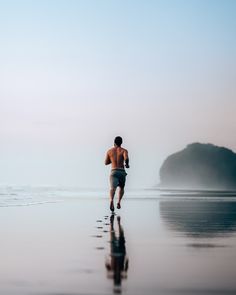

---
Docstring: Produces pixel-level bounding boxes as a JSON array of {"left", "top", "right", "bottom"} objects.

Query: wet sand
[{"left": 0, "top": 194, "right": 236, "bottom": 295}]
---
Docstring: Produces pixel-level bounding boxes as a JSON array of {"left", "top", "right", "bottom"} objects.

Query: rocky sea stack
[{"left": 159, "top": 143, "right": 236, "bottom": 189}]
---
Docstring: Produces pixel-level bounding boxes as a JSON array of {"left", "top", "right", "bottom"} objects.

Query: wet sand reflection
[
  {"left": 105, "top": 215, "right": 129, "bottom": 294},
  {"left": 160, "top": 199, "right": 236, "bottom": 238}
]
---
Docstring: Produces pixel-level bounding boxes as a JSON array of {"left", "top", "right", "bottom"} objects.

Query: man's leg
[
  {"left": 110, "top": 172, "right": 118, "bottom": 212},
  {"left": 110, "top": 188, "right": 116, "bottom": 211},
  {"left": 117, "top": 187, "right": 124, "bottom": 209}
]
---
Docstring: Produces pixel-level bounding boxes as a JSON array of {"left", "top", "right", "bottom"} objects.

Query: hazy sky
[{"left": 0, "top": 0, "right": 235, "bottom": 188}]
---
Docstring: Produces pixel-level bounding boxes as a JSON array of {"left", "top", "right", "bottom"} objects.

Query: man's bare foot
[
  {"left": 117, "top": 203, "right": 121, "bottom": 209},
  {"left": 110, "top": 201, "right": 114, "bottom": 212}
]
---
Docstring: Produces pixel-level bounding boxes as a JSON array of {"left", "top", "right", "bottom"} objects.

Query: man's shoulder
[
  {"left": 107, "top": 147, "right": 128, "bottom": 153},
  {"left": 107, "top": 147, "right": 115, "bottom": 153}
]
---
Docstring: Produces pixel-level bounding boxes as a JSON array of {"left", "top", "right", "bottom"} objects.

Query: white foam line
[{"left": 0, "top": 200, "right": 63, "bottom": 207}]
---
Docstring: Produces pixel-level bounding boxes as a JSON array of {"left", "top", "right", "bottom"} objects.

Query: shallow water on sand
[{"left": 0, "top": 188, "right": 236, "bottom": 295}]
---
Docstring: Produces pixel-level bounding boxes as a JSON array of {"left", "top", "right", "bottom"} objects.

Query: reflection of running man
[
  {"left": 105, "top": 136, "right": 129, "bottom": 212},
  {"left": 105, "top": 215, "right": 129, "bottom": 293}
]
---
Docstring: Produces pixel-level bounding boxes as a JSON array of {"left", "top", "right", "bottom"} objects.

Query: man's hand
[{"left": 124, "top": 150, "right": 129, "bottom": 168}]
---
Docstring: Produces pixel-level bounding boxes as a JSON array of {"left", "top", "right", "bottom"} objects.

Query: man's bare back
[
  {"left": 105, "top": 136, "right": 129, "bottom": 211},
  {"left": 105, "top": 147, "right": 129, "bottom": 169}
]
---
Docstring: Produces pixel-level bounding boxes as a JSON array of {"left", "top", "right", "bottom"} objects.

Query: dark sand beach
[{"left": 0, "top": 188, "right": 236, "bottom": 295}]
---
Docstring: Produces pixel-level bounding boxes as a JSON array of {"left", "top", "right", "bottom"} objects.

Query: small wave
[{"left": 0, "top": 200, "right": 61, "bottom": 208}]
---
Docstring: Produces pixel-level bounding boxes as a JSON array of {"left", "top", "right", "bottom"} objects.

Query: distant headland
[{"left": 159, "top": 143, "right": 236, "bottom": 190}]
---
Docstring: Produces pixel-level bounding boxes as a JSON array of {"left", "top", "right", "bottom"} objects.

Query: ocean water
[
  {"left": 0, "top": 186, "right": 164, "bottom": 207},
  {"left": 0, "top": 186, "right": 236, "bottom": 295},
  {"left": 0, "top": 185, "right": 105, "bottom": 206}
]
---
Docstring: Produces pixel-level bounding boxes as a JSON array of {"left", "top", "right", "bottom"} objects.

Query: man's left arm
[{"left": 105, "top": 152, "right": 111, "bottom": 165}]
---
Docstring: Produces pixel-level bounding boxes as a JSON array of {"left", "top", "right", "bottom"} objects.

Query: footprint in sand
[{"left": 95, "top": 247, "right": 105, "bottom": 250}]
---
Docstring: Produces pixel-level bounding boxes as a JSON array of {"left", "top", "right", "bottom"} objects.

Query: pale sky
[{"left": 0, "top": 0, "right": 236, "bottom": 188}]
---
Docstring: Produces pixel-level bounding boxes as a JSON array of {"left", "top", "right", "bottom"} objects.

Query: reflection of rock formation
[
  {"left": 160, "top": 200, "right": 236, "bottom": 237},
  {"left": 105, "top": 215, "right": 129, "bottom": 293}
]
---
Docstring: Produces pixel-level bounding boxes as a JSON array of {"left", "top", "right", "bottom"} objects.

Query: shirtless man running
[{"left": 105, "top": 136, "right": 129, "bottom": 212}]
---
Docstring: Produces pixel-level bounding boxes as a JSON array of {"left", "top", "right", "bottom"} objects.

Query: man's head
[{"left": 114, "top": 136, "right": 123, "bottom": 147}]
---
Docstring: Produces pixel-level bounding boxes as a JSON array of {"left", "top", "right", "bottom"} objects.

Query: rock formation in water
[{"left": 159, "top": 143, "right": 236, "bottom": 189}]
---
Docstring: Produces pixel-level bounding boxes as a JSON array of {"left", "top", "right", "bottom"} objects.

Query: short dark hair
[{"left": 114, "top": 136, "right": 123, "bottom": 147}]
